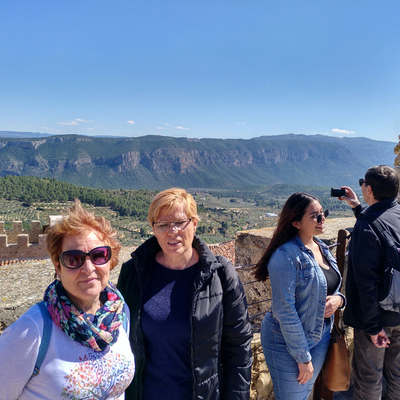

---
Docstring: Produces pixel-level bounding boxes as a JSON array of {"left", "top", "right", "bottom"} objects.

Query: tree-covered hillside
[
  {"left": 0, "top": 175, "right": 155, "bottom": 219},
  {"left": 0, "top": 176, "right": 354, "bottom": 245}
]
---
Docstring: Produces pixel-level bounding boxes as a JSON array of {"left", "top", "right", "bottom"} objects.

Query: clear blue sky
[{"left": 1, "top": 1, "right": 399, "bottom": 142}]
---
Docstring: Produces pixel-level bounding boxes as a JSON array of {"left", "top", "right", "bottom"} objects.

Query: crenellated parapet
[
  {"left": 0, "top": 220, "right": 42, "bottom": 243},
  {"left": 0, "top": 220, "right": 49, "bottom": 261}
]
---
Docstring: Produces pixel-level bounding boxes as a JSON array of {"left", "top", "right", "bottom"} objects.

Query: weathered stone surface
[
  {"left": 250, "top": 333, "right": 275, "bottom": 400},
  {"left": 0, "top": 220, "right": 48, "bottom": 261}
]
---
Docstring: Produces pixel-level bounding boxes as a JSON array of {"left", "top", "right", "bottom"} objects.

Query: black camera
[{"left": 331, "top": 188, "right": 346, "bottom": 197}]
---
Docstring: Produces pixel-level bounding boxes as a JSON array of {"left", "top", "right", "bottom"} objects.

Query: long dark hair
[{"left": 253, "top": 192, "right": 318, "bottom": 281}]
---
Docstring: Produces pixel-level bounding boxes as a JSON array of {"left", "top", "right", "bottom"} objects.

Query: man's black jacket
[{"left": 344, "top": 199, "right": 400, "bottom": 334}]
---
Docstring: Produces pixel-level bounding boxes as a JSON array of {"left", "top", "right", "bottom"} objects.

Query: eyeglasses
[
  {"left": 313, "top": 209, "right": 329, "bottom": 224},
  {"left": 152, "top": 218, "right": 192, "bottom": 233},
  {"left": 60, "top": 246, "right": 111, "bottom": 269},
  {"left": 359, "top": 178, "right": 366, "bottom": 186}
]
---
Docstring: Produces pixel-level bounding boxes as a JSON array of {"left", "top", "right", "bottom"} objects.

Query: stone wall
[{"left": 0, "top": 220, "right": 49, "bottom": 261}]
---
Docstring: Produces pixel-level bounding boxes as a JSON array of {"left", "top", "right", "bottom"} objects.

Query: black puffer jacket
[{"left": 117, "top": 236, "right": 253, "bottom": 400}]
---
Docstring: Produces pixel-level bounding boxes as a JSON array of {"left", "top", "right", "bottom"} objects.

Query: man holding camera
[{"left": 338, "top": 165, "right": 400, "bottom": 400}]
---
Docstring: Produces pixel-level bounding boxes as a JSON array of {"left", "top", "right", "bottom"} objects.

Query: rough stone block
[
  {"left": 0, "top": 235, "right": 7, "bottom": 247},
  {"left": 17, "top": 234, "right": 29, "bottom": 247}
]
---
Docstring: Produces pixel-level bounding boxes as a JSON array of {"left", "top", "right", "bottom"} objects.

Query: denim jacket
[{"left": 268, "top": 235, "right": 344, "bottom": 364}]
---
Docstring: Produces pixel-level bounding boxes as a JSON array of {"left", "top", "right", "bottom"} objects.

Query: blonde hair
[
  {"left": 46, "top": 199, "right": 121, "bottom": 270},
  {"left": 147, "top": 188, "right": 200, "bottom": 226}
]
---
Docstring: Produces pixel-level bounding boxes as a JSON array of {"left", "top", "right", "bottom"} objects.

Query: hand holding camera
[
  {"left": 331, "top": 186, "right": 361, "bottom": 209},
  {"left": 330, "top": 188, "right": 346, "bottom": 197}
]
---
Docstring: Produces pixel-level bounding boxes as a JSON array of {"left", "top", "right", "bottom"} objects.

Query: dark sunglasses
[
  {"left": 316, "top": 209, "right": 329, "bottom": 224},
  {"left": 60, "top": 246, "right": 111, "bottom": 269},
  {"left": 359, "top": 178, "right": 366, "bottom": 186}
]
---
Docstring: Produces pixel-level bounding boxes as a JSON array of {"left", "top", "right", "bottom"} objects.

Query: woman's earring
[{"left": 56, "top": 274, "right": 61, "bottom": 281}]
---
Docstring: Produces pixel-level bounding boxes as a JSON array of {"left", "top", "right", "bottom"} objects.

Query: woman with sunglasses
[
  {"left": 0, "top": 199, "right": 135, "bottom": 399},
  {"left": 117, "top": 187, "right": 253, "bottom": 400},
  {"left": 254, "top": 192, "right": 345, "bottom": 400}
]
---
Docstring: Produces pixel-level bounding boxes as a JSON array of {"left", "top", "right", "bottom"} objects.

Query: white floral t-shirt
[{"left": 0, "top": 303, "right": 135, "bottom": 399}]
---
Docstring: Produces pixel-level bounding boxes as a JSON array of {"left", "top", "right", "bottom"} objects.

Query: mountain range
[{"left": 0, "top": 131, "right": 396, "bottom": 190}]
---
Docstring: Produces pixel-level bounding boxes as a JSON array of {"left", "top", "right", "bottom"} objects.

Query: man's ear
[{"left": 365, "top": 184, "right": 376, "bottom": 202}]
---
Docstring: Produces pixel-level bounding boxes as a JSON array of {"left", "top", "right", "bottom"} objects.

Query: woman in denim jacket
[{"left": 254, "top": 192, "right": 345, "bottom": 400}]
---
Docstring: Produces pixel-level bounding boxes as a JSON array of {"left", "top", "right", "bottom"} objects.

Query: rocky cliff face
[{"left": 0, "top": 134, "right": 396, "bottom": 190}]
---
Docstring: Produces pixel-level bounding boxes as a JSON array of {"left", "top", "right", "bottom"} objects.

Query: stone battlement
[{"left": 0, "top": 220, "right": 49, "bottom": 261}]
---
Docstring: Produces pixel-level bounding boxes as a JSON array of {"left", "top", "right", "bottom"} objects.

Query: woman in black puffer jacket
[{"left": 117, "top": 188, "right": 253, "bottom": 400}]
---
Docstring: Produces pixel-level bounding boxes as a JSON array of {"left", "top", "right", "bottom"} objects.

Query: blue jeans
[{"left": 261, "top": 313, "right": 331, "bottom": 400}]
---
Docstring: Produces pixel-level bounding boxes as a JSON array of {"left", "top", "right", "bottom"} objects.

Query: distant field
[{"left": 0, "top": 186, "right": 355, "bottom": 246}]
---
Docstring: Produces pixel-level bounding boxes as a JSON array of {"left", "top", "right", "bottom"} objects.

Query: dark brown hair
[
  {"left": 254, "top": 192, "right": 318, "bottom": 281},
  {"left": 365, "top": 165, "right": 400, "bottom": 201}
]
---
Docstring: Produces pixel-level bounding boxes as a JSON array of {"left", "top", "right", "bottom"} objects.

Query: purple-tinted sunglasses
[{"left": 60, "top": 246, "right": 111, "bottom": 269}]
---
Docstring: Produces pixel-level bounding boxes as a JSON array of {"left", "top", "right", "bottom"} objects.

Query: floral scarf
[{"left": 43, "top": 280, "right": 125, "bottom": 352}]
